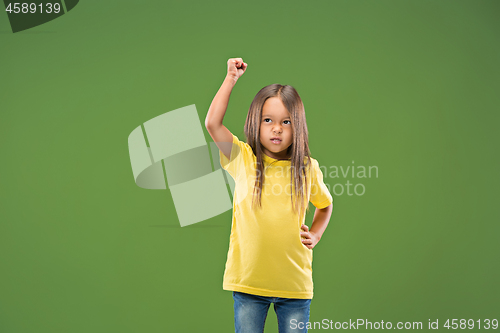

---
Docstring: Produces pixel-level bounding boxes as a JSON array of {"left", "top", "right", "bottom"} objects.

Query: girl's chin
[
  {"left": 265, "top": 147, "right": 282, "bottom": 153},
  {"left": 262, "top": 144, "right": 291, "bottom": 155},
  {"left": 264, "top": 147, "right": 290, "bottom": 156}
]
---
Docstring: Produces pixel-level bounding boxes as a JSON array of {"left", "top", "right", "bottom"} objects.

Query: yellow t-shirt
[{"left": 220, "top": 134, "right": 333, "bottom": 299}]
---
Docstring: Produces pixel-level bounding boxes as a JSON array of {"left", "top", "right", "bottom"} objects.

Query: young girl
[{"left": 205, "top": 58, "right": 333, "bottom": 333}]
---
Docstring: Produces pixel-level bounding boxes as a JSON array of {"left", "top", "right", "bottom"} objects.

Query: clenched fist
[{"left": 227, "top": 58, "right": 247, "bottom": 81}]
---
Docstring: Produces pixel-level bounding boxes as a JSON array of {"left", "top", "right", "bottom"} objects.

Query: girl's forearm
[
  {"left": 205, "top": 75, "right": 238, "bottom": 128},
  {"left": 309, "top": 204, "right": 333, "bottom": 240}
]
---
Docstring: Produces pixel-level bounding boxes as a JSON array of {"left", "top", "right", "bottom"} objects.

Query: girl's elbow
[
  {"left": 205, "top": 117, "right": 215, "bottom": 130},
  {"left": 204, "top": 118, "right": 211, "bottom": 130}
]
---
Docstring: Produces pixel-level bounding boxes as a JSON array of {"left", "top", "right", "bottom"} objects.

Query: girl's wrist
[
  {"left": 309, "top": 230, "right": 321, "bottom": 242},
  {"left": 225, "top": 74, "right": 238, "bottom": 85}
]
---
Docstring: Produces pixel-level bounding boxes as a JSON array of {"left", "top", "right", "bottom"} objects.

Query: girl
[{"left": 205, "top": 58, "right": 333, "bottom": 333}]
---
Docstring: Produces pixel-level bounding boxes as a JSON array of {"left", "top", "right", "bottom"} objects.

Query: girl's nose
[{"left": 273, "top": 125, "right": 282, "bottom": 134}]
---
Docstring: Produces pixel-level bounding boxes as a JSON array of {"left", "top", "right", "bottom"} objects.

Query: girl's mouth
[{"left": 271, "top": 139, "right": 282, "bottom": 144}]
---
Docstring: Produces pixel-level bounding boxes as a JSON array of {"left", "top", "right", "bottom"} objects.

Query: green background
[{"left": 1, "top": 0, "right": 499, "bottom": 332}]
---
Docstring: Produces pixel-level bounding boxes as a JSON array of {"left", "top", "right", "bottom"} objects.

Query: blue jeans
[{"left": 233, "top": 291, "right": 311, "bottom": 333}]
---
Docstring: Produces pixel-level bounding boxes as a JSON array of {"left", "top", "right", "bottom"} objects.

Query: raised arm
[{"left": 205, "top": 58, "right": 247, "bottom": 160}]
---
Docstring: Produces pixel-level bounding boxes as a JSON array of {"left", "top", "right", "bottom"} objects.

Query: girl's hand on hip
[
  {"left": 300, "top": 224, "right": 320, "bottom": 250},
  {"left": 227, "top": 58, "right": 247, "bottom": 81}
]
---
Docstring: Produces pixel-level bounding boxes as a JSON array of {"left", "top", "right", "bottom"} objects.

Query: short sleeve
[
  {"left": 219, "top": 134, "right": 251, "bottom": 180},
  {"left": 309, "top": 158, "right": 333, "bottom": 209}
]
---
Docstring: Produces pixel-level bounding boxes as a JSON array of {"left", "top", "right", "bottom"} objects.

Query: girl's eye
[
  {"left": 283, "top": 120, "right": 291, "bottom": 125},
  {"left": 264, "top": 118, "right": 271, "bottom": 123}
]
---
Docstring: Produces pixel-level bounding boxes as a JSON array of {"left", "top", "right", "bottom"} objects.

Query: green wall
[{"left": 1, "top": 0, "right": 499, "bottom": 332}]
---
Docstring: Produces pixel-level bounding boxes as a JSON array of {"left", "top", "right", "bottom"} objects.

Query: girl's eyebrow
[{"left": 262, "top": 114, "right": 291, "bottom": 119}]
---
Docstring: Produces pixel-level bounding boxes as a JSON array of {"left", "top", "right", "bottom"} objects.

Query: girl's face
[{"left": 259, "top": 97, "right": 293, "bottom": 160}]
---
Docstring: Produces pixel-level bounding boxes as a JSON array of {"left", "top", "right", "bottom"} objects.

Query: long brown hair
[{"left": 244, "top": 84, "right": 312, "bottom": 217}]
